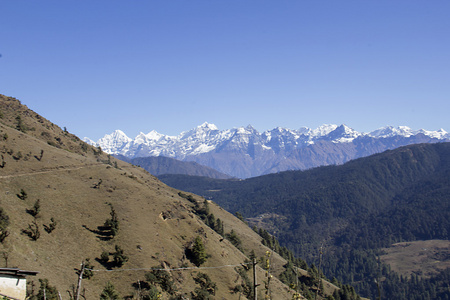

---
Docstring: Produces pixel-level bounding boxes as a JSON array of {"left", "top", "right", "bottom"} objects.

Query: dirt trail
[{"left": 0, "top": 163, "right": 104, "bottom": 179}]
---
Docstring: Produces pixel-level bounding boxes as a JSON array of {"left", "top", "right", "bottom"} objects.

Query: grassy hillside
[
  {"left": 159, "top": 142, "right": 450, "bottom": 299},
  {"left": 0, "top": 95, "right": 303, "bottom": 299}
]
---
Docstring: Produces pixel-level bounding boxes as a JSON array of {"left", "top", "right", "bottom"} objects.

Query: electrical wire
[{"left": 86, "top": 262, "right": 252, "bottom": 272}]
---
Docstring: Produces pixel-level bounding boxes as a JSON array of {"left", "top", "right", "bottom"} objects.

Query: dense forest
[{"left": 159, "top": 142, "right": 450, "bottom": 299}]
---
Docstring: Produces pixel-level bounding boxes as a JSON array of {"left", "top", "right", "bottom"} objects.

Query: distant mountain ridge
[
  {"left": 116, "top": 155, "right": 233, "bottom": 179},
  {"left": 86, "top": 123, "right": 450, "bottom": 178}
]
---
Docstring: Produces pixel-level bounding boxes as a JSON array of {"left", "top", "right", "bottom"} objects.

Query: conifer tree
[{"left": 191, "top": 236, "right": 207, "bottom": 266}]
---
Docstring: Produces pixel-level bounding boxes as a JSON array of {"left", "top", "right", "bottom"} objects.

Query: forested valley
[{"left": 159, "top": 142, "right": 450, "bottom": 299}]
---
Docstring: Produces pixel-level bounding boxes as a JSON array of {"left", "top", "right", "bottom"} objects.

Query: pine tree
[{"left": 191, "top": 236, "right": 207, "bottom": 266}]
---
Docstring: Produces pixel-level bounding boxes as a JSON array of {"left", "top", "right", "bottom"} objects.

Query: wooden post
[
  {"left": 75, "top": 261, "right": 85, "bottom": 300},
  {"left": 253, "top": 258, "right": 258, "bottom": 300}
]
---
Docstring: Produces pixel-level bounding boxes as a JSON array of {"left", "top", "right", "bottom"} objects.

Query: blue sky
[{"left": 1, "top": 1, "right": 449, "bottom": 140}]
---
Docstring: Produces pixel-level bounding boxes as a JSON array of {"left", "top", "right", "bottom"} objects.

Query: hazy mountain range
[{"left": 86, "top": 123, "right": 449, "bottom": 178}]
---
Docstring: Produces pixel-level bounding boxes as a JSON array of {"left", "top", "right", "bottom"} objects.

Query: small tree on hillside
[
  {"left": 104, "top": 203, "right": 119, "bottom": 237},
  {"left": 0, "top": 208, "right": 10, "bottom": 243},
  {"left": 112, "top": 245, "right": 128, "bottom": 267},
  {"left": 36, "top": 278, "right": 58, "bottom": 300},
  {"left": 225, "top": 229, "right": 243, "bottom": 251},
  {"left": 15, "top": 115, "right": 27, "bottom": 132},
  {"left": 190, "top": 236, "right": 207, "bottom": 267},
  {"left": 26, "top": 199, "right": 41, "bottom": 217},
  {"left": 100, "top": 281, "right": 121, "bottom": 300}
]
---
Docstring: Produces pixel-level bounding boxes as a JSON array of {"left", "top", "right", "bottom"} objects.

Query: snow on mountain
[
  {"left": 91, "top": 129, "right": 132, "bottom": 155},
  {"left": 85, "top": 123, "right": 449, "bottom": 178},
  {"left": 87, "top": 124, "right": 449, "bottom": 159},
  {"left": 369, "top": 126, "right": 414, "bottom": 138},
  {"left": 416, "top": 128, "right": 448, "bottom": 139},
  {"left": 322, "top": 124, "right": 363, "bottom": 143}
]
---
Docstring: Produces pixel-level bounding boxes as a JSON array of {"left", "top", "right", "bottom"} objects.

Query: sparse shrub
[
  {"left": 93, "top": 178, "right": 103, "bottom": 189},
  {"left": 93, "top": 146, "right": 103, "bottom": 155},
  {"left": 100, "top": 251, "right": 110, "bottom": 263},
  {"left": 22, "top": 220, "right": 40, "bottom": 241},
  {"left": 43, "top": 217, "right": 57, "bottom": 233},
  {"left": 13, "top": 151, "right": 23, "bottom": 160},
  {"left": 2, "top": 133, "right": 7, "bottom": 141},
  {"left": 26, "top": 199, "right": 41, "bottom": 217},
  {"left": 0, "top": 155, "right": 5, "bottom": 168},
  {"left": 81, "top": 258, "right": 95, "bottom": 280},
  {"left": 191, "top": 272, "right": 217, "bottom": 299},
  {"left": 145, "top": 267, "right": 177, "bottom": 295},
  {"left": 31, "top": 278, "right": 59, "bottom": 300},
  {"left": 35, "top": 149, "right": 44, "bottom": 161},
  {"left": 178, "top": 192, "right": 196, "bottom": 203},
  {"left": 17, "top": 188, "right": 27, "bottom": 200},
  {"left": 233, "top": 266, "right": 253, "bottom": 299},
  {"left": 100, "top": 281, "right": 121, "bottom": 300},
  {"left": 80, "top": 142, "right": 88, "bottom": 152},
  {"left": 225, "top": 229, "right": 243, "bottom": 251},
  {"left": 15, "top": 115, "right": 27, "bottom": 132}
]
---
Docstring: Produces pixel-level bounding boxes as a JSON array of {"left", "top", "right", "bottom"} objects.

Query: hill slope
[{"left": 0, "top": 95, "right": 300, "bottom": 299}]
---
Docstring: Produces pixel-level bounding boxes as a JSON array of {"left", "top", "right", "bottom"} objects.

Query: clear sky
[{"left": 1, "top": 1, "right": 449, "bottom": 140}]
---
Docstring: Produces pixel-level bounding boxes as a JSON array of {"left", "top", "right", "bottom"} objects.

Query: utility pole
[
  {"left": 253, "top": 258, "right": 258, "bottom": 300},
  {"left": 75, "top": 261, "right": 85, "bottom": 300}
]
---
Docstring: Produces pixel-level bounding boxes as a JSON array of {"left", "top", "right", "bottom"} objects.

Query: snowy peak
[
  {"left": 311, "top": 124, "right": 339, "bottom": 137},
  {"left": 369, "top": 126, "right": 418, "bottom": 138},
  {"left": 324, "top": 124, "right": 362, "bottom": 143},
  {"left": 93, "top": 130, "right": 132, "bottom": 154},
  {"left": 86, "top": 123, "right": 449, "bottom": 163}
]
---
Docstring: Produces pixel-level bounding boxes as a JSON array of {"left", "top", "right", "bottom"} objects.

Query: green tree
[
  {"left": 192, "top": 272, "right": 217, "bottom": 297},
  {"left": 104, "top": 203, "right": 119, "bottom": 237},
  {"left": 82, "top": 258, "right": 95, "bottom": 280},
  {"left": 100, "top": 281, "right": 121, "bottom": 300},
  {"left": 0, "top": 208, "right": 9, "bottom": 243},
  {"left": 214, "top": 218, "right": 224, "bottom": 236},
  {"left": 35, "top": 278, "right": 58, "bottom": 300},
  {"left": 100, "top": 251, "right": 110, "bottom": 263},
  {"left": 191, "top": 236, "right": 207, "bottom": 266},
  {"left": 15, "top": 115, "right": 26, "bottom": 132},
  {"left": 225, "top": 229, "right": 243, "bottom": 251},
  {"left": 112, "top": 245, "right": 128, "bottom": 267},
  {"left": 145, "top": 267, "right": 177, "bottom": 295}
]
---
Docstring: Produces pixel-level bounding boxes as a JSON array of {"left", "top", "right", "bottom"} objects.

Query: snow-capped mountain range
[{"left": 85, "top": 123, "right": 449, "bottom": 178}]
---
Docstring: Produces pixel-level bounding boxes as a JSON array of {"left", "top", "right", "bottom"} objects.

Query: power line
[{"left": 86, "top": 262, "right": 252, "bottom": 273}]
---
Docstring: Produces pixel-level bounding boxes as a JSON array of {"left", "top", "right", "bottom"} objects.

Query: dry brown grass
[
  {"left": 0, "top": 95, "right": 300, "bottom": 299},
  {"left": 380, "top": 240, "right": 450, "bottom": 279}
]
